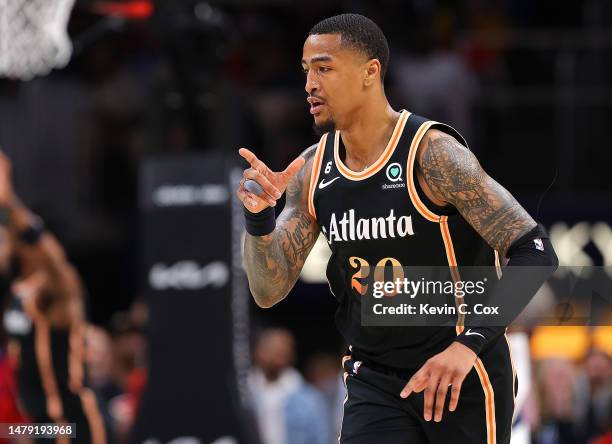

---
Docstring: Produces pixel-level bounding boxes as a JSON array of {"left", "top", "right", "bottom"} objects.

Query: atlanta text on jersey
[{"left": 321, "top": 209, "right": 414, "bottom": 244}]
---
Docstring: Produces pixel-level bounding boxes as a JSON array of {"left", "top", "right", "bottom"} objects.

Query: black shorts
[{"left": 339, "top": 336, "right": 516, "bottom": 444}]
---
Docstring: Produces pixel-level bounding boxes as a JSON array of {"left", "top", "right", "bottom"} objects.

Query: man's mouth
[{"left": 307, "top": 97, "right": 325, "bottom": 115}]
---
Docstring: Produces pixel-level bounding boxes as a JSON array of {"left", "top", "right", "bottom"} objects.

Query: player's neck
[{"left": 339, "top": 101, "right": 401, "bottom": 172}]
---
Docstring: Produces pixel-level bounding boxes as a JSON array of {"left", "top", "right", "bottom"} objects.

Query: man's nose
[{"left": 304, "top": 70, "right": 318, "bottom": 95}]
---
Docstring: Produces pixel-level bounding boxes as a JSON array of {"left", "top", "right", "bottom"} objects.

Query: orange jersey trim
[
  {"left": 308, "top": 133, "right": 328, "bottom": 219},
  {"left": 334, "top": 110, "right": 410, "bottom": 181},
  {"left": 407, "top": 120, "right": 439, "bottom": 222},
  {"left": 475, "top": 358, "right": 497, "bottom": 444}
]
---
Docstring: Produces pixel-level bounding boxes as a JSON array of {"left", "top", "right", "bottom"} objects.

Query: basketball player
[
  {"left": 236, "top": 14, "right": 558, "bottom": 444},
  {"left": 0, "top": 151, "right": 106, "bottom": 444}
]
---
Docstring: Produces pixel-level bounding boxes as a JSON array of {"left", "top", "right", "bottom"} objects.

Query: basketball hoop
[{"left": 0, "top": 0, "right": 76, "bottom": 81}]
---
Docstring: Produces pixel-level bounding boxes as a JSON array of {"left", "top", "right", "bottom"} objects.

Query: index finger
[
  {"left": 400, "top": 380, "right": 415, "bottom": 399},
  {"left": 400, "top": 369, "right": 428, "bottom": 398},
  {"left": 238, "top": 148, "right": 266, "bottom": 170}
]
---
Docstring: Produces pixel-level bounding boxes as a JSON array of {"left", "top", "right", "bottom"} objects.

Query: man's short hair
[{"left": 308, "top": 13, "right": 390, "bottom": 82}]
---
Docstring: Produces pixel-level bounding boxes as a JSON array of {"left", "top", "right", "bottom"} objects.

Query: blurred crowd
[
  {"left": 6, "top": 319, "right": 609, "bottom": 444},
  {"left": 82, "top": 303, "right": 148, "bottom": 442},
  {"left": 0, "top": 2, "right": 610, "bottom": 327},
  {"left": 246, "top": 326, "right": 612, "bottom": 444},
  {"left": 0, "top": 0, "right": 611, "bottom": 443}
]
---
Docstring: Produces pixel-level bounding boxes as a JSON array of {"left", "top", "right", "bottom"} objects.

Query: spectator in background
[
  {"left": 575, "top": 348, "right": 611, "bottom": 442},
  {"left": 390, "top": 7, "right": 476, "bottom": 140},
  {"left": 85, "top": 326, "right": 122, "bottom": 405},
  {"left": 535, "top": 357, "right": 580, "bottom": 444},
  {"left": 506, "top": 331, "right": 539, "bottom": 444},
  {"left": 591, "top": 397, "right": 612, "bottom": 444},
  {"left": 531, "top": 326, "right": 612, "bottom": 444},
  {"left": 105, "top": 305, "right": 148, "bottom": 444},
  {"left": 248, "top": 328, "right": 330, "bottom": 444},
  {"left": 305, "top": 352, "right": 345, "bottom": 444},
  {"left": 84, "top": 325, "right": 123, "bottom": 443}
]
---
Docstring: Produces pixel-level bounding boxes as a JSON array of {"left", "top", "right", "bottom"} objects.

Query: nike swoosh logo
[
  {"left": 465, "top": 329, "right": 485, "bottom": 339},
  {"left": 318, "top": 177, "right": 340, "bottom": 189}
]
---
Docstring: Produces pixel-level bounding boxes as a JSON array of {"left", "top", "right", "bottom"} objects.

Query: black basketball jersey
[{"left": 309, "top": 110, "right": 499, "bottom": 368}]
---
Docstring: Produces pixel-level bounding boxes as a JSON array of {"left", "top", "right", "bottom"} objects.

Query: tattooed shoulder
[
  {"left": 416, "top": 128, "right": 536, "bottom": 257},
  {"left": 285, "top": 143, "right": 318, "bottom": 206},
  {"left": 415, "top": 129, "right": 481, "bottom": 204}
]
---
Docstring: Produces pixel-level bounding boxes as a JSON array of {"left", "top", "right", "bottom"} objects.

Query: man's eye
[{"left": 319, "top": 67, "right": 330, "bottom": 73}]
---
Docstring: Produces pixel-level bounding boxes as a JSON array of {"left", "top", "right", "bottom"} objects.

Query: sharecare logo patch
[{"left": 386, "top": 162, "right": 403, "bottom": 182}]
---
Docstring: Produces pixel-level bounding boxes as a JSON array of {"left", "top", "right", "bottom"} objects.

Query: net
[{"left": 0, "top": 0, "right": 76, "bottom": 80}]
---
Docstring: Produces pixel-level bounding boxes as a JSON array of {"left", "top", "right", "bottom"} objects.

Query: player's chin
[
  {"left": 312, "top": 113, "right": 325, "bottom": 125},
  {"left": 313, "top": 113, "right": 335, "bottom": 134}
]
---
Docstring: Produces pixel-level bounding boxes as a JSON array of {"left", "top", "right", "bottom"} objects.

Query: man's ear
[{"left": 364, "top": 59, "right": 381, "bottom": 86}]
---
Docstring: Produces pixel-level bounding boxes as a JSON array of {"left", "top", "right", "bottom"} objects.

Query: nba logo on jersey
[{"left": 534, "top": 238, "right": 544, "bottom": 251}]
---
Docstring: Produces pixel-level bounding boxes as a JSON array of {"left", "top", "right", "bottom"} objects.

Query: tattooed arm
[
  {"left": 401, "top": 129, "right": 557, "bottom": 422},
  {"left": 242, "top": 145, "right": 320, "bottom": 308},
  {"left": 416, "top": 129, "right": 536, "bottom": 258}
]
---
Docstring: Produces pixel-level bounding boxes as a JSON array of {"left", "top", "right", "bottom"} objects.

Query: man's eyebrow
[{"left": 301, "top": 55, "right": 333, "bottom": 65}]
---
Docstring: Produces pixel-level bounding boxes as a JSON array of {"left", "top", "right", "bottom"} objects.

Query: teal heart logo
[{"left": 386, "top": 163, "right": 402, "bottom": 182}]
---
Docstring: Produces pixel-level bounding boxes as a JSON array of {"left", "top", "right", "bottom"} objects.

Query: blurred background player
[{"left": 0, "top": 151, "right": 107, "bottom": 444}]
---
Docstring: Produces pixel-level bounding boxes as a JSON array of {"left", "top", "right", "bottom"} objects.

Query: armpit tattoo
[{"left": 419, "top": 134, "right": 536, "bottom": 258}]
